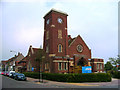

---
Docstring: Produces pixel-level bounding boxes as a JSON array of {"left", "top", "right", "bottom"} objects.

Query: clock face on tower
[
  {"left": 57, "top": 18, "right": 63, "bottom": 23},
  {"left": 77, "top": 44, "right": 83, "bottom": 52},
  {"left": 47, "top": 19, "right": 50, "bottom": 24}
]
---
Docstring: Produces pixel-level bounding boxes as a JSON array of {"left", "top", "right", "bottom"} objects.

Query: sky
[{"left": 0, "top": 0, "right": 119, "bottom": 64}]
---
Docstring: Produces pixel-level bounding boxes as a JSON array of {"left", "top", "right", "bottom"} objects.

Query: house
[
  {"left": 1, "top": 52, "right": 24, "bottom": 72},
  {"left": 17, "top": 45, "right": 44, "bottom": 72}
]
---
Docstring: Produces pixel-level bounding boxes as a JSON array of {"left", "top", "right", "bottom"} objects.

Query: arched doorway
[
  {"left": 72, "top": 57, "right": 88, "bottom": 73},
  {"left": 77, "top": 57, "right": 88, "bottom": 66}
]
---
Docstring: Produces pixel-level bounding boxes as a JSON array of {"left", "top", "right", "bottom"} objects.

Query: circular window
[{"left": 77, "top": 44, "right": 83, "bottom": 52}]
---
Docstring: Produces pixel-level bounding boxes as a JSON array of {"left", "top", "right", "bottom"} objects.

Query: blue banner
[
  {"left": 31, "top": 67, "right": 34, "bottom": 71},
  {"left": 82, "top": 66, "right": 92, "bottom": 73}
]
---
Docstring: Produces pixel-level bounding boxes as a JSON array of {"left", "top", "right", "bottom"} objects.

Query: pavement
[{"left": 26, "top": 77, "right": 120, "bottom": 88}]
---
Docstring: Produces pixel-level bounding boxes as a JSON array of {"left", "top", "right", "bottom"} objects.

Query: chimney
[{"left": 18, "top": 52, "right": 21, "bottom": 56}]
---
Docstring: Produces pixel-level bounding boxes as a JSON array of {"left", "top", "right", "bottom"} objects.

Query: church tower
[{"left": 43, "top": 9, "right": 68, "bottom": 57}]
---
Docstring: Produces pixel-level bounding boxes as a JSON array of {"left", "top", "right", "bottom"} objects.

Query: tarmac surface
[{"left": 1, "top": 75, "right": 120, "bottom": 89}]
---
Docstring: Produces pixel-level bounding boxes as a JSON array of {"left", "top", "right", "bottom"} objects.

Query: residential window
[
  {"left": 46, "top": 31, "right": 49, "bottom": 40},
  {"left": 58, "top": 30, "right": 62, "bottom": 39},
  {"left": 64, "top": 62, "right": 67, "bottom": 70},
  {"left": 97, "top": 63, "right": 99, "bottom": 70},
  {"left": 58, "top": 44, "right": 62, "bottom": 52},
  {"left": 100, "top": 64, "right": 102, "bottom": 69},
  {"left": 46, "top": 45, "right": 49, "bottom": 53},
  {"left": 58, "top": 62, "right": 62, "bottom": 70}
]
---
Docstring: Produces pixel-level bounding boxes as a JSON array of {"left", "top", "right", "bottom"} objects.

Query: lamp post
[
  {"left": 67, "top": 56, "right": 70, "bottom": 74},
  {"left": 39, "top": 56, "right": 45, "bottom": 83},
  {"left": 73, "top": 55, "right": 75, "bottom": 73},
  {"left": 10, "top": 50, "right": 18, "bottom": 71}
]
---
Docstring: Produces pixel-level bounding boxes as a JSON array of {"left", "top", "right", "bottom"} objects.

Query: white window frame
[
  {"left": 100, "top": 63, "right": 102, "bottom": 69},
  {"left": 97, "top": 63, "right": 99, "bottom": 70},
  {"left": 58, "top": 62, "right": 62, "bottom": 70},
  {"left": 64, "top": 62, "right": 68, "bottom": 70}
]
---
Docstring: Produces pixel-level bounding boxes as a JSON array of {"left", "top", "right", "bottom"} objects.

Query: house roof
[
  {"left": 68, "top": 35, "right": 90, "bottom": 51},
  {"left": 68, "top": 37, "right": 76, "bottom": 46},
  {"left": 2, "top": 53, "right": 24, "bottom": 64}
]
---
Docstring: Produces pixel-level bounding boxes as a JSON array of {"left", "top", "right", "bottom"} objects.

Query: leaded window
[{"left": 58, "top": 44, "right": 62, "bottom": 52}]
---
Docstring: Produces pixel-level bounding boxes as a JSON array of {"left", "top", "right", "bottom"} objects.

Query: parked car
[
  {"left": 9, "top": 71, "right": 15, "bottom": 77},
  {"left": 14, "top": 73, "right": 27, "bottom": 81},
  {"left": 4, "top": 71, "right": 9, "bottom": 76},
  {"left": 6, "top": 72, "right": 9, "bottom": 76},
  {"left": 1, "top": 72, "right": 4, "bottom": 75},
  {"left": 11, "top": 72, "right": 19, "bottom": 79}
]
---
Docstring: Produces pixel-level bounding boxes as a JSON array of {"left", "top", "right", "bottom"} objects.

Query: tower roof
[{"left": 44, "top": 8, "right": 68, "bottom": 18}]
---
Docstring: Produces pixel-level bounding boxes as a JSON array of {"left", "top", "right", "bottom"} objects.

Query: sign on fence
[
  {"left": 82, "top": 66, "right": 92, "bottom": 73},
  {"left": 31, "top": 67, "right": 34, "bottom": 71}
]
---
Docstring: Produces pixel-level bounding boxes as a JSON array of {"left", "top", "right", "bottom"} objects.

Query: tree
[
  {"left": 109, "top": 57, "right": 118, "bottom": 66},
  {"left": 117, "top": 55, "right": 120, "bottom": 70},
  {"left": 109, "top": 56, "right": 120, "bottom": 71},
  {"left": 104, "top": 61, "right": 113, "bottom": 72},
  {"left": 118, "top": 55, "right": 120, "bottom": 65},
  {"left": 35, "top": 46, "right": 46, "bottom": 82}
]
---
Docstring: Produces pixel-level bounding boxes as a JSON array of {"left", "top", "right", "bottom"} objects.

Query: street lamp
[
  {"left": 73, "top": 55, "right": 75, "bottom": 73},
  {"left": 67, "top": 56, "right": 70, "bottom": 73},
  {"left": 10, "top": 50, "right": 18, "bottom": 71},
  {"left": 39, "top": 56, "right": 45, "bottom": 83}
]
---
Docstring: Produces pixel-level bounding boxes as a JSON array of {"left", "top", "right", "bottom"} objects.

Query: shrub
[
  {"left": 112, "top": 71, "right": 120, "bottom": 79},
  {"left": 23, "top": 72, "right": 111, "bottom": 82}
]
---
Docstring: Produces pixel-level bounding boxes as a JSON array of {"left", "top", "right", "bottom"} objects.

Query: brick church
[
  {"left": 15, "top": 9, "right": 104, "bottom": 73},
  {"left": 42, "top": 9, "right": 104, "bottom": 73},
  {"left": 1, "top": 9, "right": 104, "bottom": 73}
]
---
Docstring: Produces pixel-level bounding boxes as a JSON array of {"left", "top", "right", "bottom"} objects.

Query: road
[
  {"left": 2, "top": 75, "right": 58, "bottom": 88},
  {"left": 1, "top": 75, "right": 120, "bottom": 89}
]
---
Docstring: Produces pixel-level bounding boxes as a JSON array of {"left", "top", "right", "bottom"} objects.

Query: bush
[
  {"left": 107, "top": 70, "right": 120, "bottom": 79},
  {"left": 23, "top": 72, "right": 111, "bottom": 82},
  {"left": 112, "top": 71, "right": 120, "bottom": 79}
]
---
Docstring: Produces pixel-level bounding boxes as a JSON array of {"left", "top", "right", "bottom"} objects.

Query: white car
[{"left": 9, "top": 71, "right": 15, "bottom": 77}]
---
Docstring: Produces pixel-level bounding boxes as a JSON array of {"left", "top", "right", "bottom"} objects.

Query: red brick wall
[
  {"left": 90, "top": 59, "right": 104, "bottom": 72},
  {"left": 68, "top": 35, "right": 91, "bottom": 62},
  {"left": 43, "top": 10, "right": 68, "bottom": 57}
]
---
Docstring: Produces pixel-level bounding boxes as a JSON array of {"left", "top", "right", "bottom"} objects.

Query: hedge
[
  {"left": 23, "top": 72, "right": 111, "bottom": 82},
  {"left": 107, "top": 70, "right": 120, "bottom": 79},
  {"left": 112, "top": 71, "right": 120, "bottom": 79}
]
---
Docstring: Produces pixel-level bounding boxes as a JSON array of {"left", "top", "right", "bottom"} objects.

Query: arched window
[{"left": 58, "top": 44, "right": 62, "bottom": 52}]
